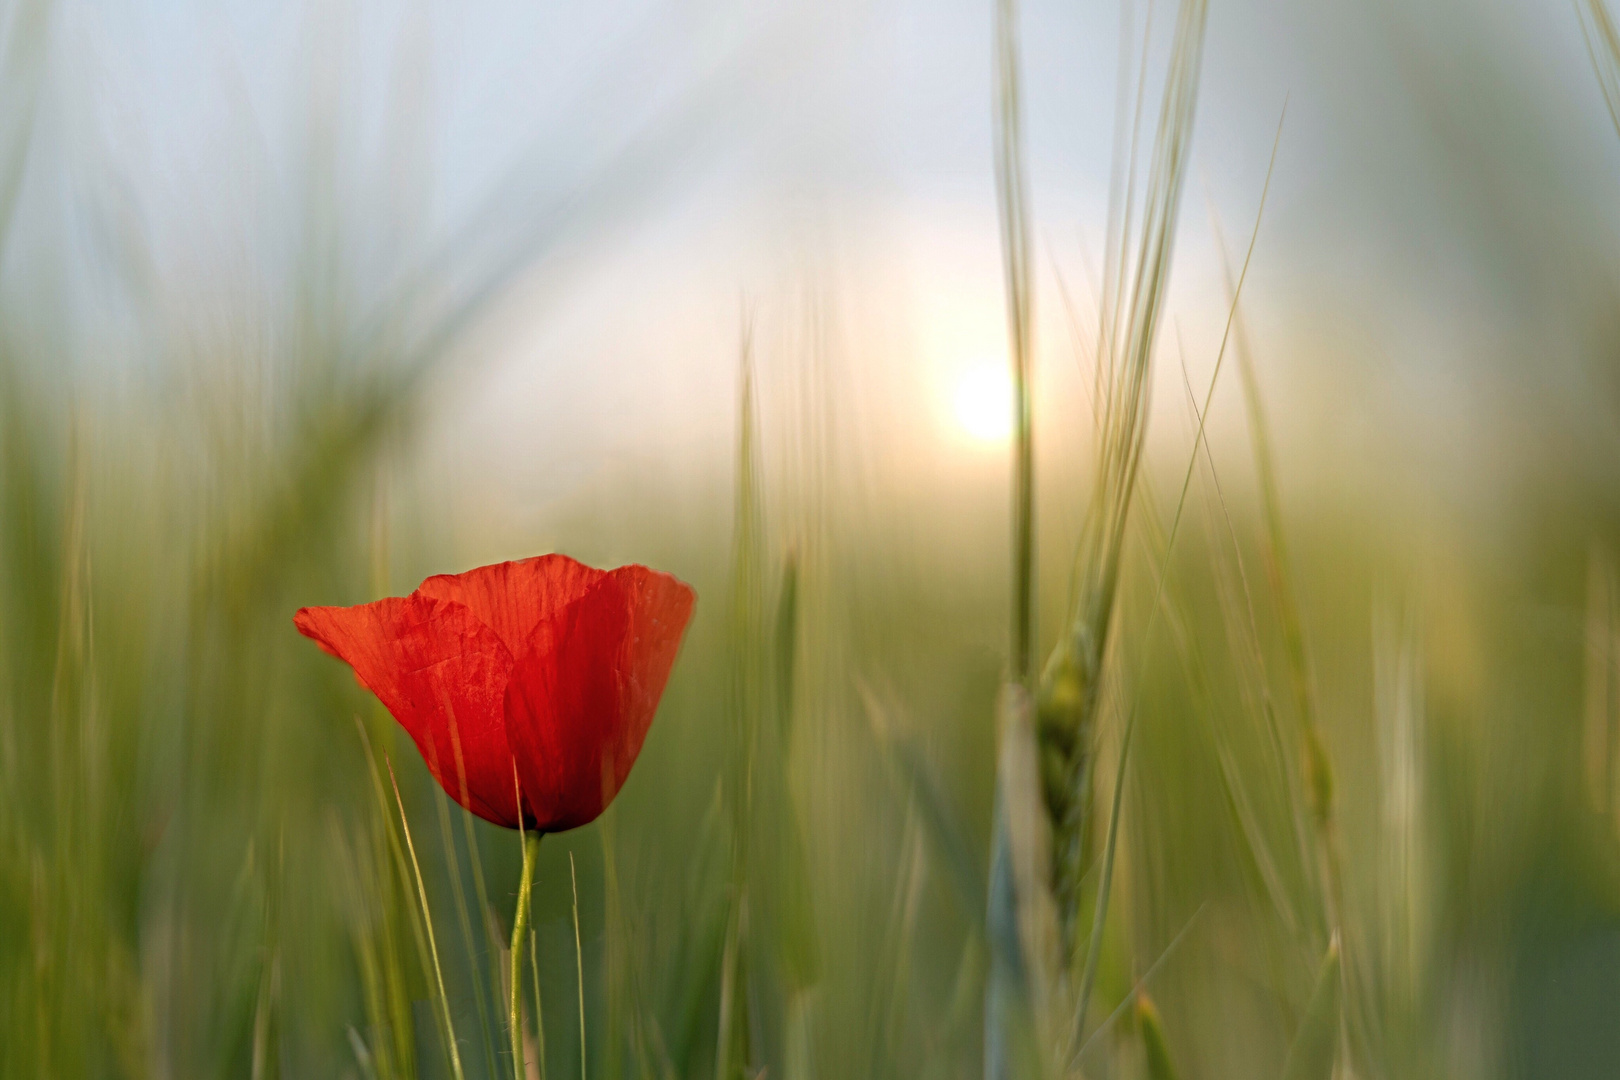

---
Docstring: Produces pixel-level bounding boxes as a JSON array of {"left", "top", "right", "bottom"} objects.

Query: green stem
[{"left": 511, "top": 830, "right": 542, "bottom": 1080}]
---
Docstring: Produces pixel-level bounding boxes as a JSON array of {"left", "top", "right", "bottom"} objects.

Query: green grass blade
[
  {"left": 387, "top": 757, "right": 467, "bottom": 1080},
  {"left": 1281, "top": 936, "right": 1341, "bottom": 1080},
  {"left": 1137, "top": 994, "right": 1180, "bottom": 1080},
  {"left": 570, "top": 852, "right": 587, "bottom": 1080}
]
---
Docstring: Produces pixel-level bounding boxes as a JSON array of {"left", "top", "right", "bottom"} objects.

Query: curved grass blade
[
  {"left": 1281, "top": 935, "right": 1341, "bottom": 1080},
  {"left": 387, "top": 756, "right": 468, "bottom": 1080}
]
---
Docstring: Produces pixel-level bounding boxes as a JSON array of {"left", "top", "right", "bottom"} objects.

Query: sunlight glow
[{"left": 953, "top": 362, "right": 1015, "bottom": 444}]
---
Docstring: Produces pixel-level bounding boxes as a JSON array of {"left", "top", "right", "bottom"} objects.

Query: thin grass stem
[
  {"left": 430, "top": 751, "right": 498, "bottom": 1080},
  {"left": 995, "top": 0, "right": 1035, "bottom": 687},
  {"left": 570, "top": 851, "right": 587, "bottom": 1080},
  {"left": 1071, "top": 100, "right": 1281, "bottom": 1053},
  {"left": 511, "top": 829, "right": 541, "bottom": 1080},
  {"left": 386, "top": 756, "right": 467, "bottom": 1080}
]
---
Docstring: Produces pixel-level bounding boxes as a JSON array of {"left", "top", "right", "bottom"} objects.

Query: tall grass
[
  {"left": 6, "top": 3, "right": 1620, "bottom": 1080},
  {"left": 984, "top": 0, "right": 1211, "bottom": 1074}
]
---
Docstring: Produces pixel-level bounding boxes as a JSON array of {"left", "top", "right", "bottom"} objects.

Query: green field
[{"left": 5, "top": 1, "right": 1620, "bottom": 1077}]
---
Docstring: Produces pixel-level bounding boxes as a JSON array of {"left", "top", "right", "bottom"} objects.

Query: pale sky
[{"left": 11, "top": 0, "right": 1620, "bottom": 549}]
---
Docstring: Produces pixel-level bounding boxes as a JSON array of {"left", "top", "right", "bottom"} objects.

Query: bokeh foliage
[{"left": 5, "top": 1, "right": 1620, "bottom": 1079}]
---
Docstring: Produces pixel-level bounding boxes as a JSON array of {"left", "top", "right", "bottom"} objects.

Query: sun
[{"left": 953, "top": 362, "right": 1015, "bottom": 444}]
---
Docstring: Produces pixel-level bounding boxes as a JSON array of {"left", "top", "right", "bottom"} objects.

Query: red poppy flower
[{"left": 295, "top": 554, "right": 695, "bottom": 832}]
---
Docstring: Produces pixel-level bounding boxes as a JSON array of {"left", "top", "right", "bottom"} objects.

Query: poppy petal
[
  {"left": 416, "top": 554, "right": 606, "bottom": 657},
  {"left": 502, "top": 565, "right": 695, "bottom": 832},
  {"left": 294, "top": 596, "right": 526, "bottom": 827}
]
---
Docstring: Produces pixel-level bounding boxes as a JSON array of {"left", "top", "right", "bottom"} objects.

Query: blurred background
[{"left": 4, "top": 0, "right": 1620, "bottom": 1077}]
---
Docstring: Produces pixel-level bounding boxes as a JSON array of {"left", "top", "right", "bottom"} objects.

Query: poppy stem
[{"left": 511, "top": 830, "right": 542, "bottom": 1080}]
